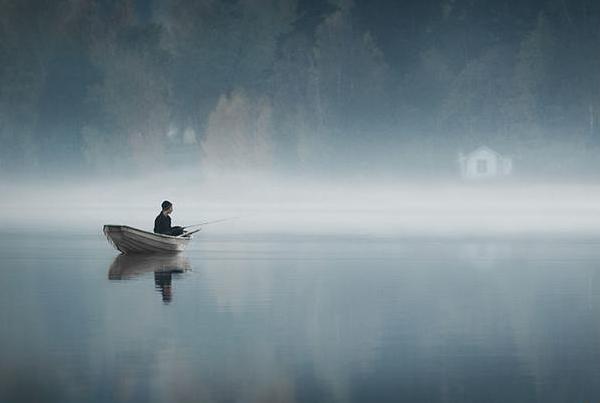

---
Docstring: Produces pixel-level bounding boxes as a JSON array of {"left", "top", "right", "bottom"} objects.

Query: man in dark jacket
[{"left": 154, "top": 200, "right": 185, "bottom": 236}]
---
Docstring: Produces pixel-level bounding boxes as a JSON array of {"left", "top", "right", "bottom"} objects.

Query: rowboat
[{"left": 103, "top": 225, "right": 192, "bottom": 254}]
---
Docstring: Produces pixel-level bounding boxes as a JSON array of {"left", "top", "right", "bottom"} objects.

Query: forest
[{"left": 2, "top": 0, "right": 600, "bottom": 178}]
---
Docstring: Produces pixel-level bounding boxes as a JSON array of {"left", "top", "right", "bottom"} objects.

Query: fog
[{"left": 3, "top": 172, "right": 600, "bottom": 239}]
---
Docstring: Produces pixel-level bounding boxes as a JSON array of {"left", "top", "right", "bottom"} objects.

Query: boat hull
[{"left": 103, "top": 225, "right": 190, "bottom": 254}]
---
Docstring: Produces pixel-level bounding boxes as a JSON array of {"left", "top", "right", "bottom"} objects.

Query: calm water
[{"left": 1, "top": 230, "right": 600, "bottom": 402}]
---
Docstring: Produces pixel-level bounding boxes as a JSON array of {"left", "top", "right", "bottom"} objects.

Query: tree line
[{"left": 1, "top": 0, "right": 600, "bottom": 177}]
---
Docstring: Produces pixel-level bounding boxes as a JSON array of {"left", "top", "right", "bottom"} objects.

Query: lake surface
[{"left": 1, "top": 230, "right": 600, "bottom": 402}]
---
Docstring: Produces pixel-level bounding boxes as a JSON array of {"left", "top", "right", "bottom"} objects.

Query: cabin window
[{"left": 476, "top": 159, "right": 488, "bottom": 174}]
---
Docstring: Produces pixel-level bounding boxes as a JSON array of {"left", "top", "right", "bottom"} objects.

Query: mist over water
[{"left": 3, "top": 172, "right": 600, "bottom": 239}]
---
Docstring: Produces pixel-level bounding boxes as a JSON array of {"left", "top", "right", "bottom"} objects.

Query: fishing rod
[{"left": 183, "top": 216, "right": 240, "bottom": 230}]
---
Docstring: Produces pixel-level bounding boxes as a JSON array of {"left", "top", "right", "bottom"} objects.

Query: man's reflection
[
  {"left": 108, "top": 254, "right": 191, "bottom": 303},
  {"left": 154, "top": 271, "right": 173, "bottom": 303}
]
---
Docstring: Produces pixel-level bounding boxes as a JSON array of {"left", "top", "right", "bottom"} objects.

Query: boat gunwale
[{"left": 103, "top": 225, "right": 192, "bottom": 241}]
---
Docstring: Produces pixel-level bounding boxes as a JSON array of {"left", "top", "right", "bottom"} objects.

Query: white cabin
[{"left": 459, "top": 146, "right": 512, "bottom": 180}]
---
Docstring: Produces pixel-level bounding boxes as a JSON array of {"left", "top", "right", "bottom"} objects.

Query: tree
[
  {"left": 309, "top": 0, "right": 389, "bottom": 166},
  {"left": 511, "top": 13, "right": 558, "bottom": 145},
  {"left": 82, "top": 16, "right": 171, "bottom": 173},
  {"left": 0, "top": 0, "right": 56, "bottom": 172},
  {"left": 440, "top": 46, "right": 515, "bottom": 148},
  {"left": 201, "top": 89, "right": 273, "bottom": 173},
  {"left": 155, "top": 0, "right": 296, "bottom": 140}
]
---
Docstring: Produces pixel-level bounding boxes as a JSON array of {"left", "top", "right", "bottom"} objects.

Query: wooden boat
[{"left": 103, "top": 225, "right": 192, "bottom": 254}]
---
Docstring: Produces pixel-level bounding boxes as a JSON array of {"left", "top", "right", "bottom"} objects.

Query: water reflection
[
  {"left": 108, "top": 254, "right": 190, "bottom": 303},
  {"left": 3, "top": 234, "right": 600, "bottom": 402}
]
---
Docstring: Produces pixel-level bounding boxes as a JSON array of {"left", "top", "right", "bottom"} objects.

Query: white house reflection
[{"left": 108, "top": 254, "right": 191, "bottom": 303}]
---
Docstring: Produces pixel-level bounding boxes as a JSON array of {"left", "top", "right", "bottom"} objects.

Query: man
[
  {"left": 154, "top": 271, "right": 173, "bottom": 303},
  {"left": 154, "top": 200, "right": 185, "bottom": 236}
]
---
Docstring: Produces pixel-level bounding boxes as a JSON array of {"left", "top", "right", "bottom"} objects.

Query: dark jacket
[
  {"left": 154, "top": 212, "right": 184, "bottom": 236},
  {"left": 154, "top": 212, "right": 172, "bottom": 235}
]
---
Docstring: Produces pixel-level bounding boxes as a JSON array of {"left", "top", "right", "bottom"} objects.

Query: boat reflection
[{"left": 108, "top": 254, "right": 191, "bottom": 303}]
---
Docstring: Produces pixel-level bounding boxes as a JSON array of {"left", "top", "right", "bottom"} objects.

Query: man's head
[{"left": 161, "top": 200, "right": 173, "bottom": 214}]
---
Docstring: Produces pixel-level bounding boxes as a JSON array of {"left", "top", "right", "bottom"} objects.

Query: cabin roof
[{"left": 465, "top": 145, "right": 505, "bottom": 158}]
